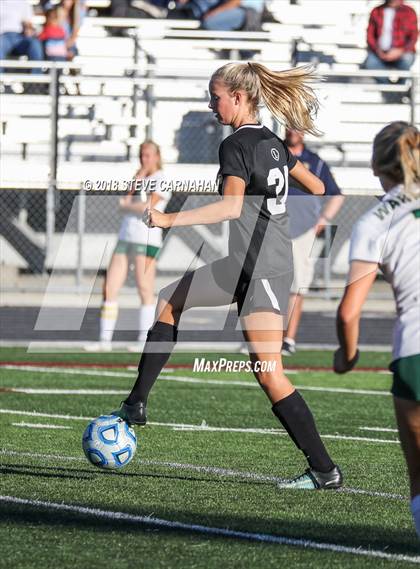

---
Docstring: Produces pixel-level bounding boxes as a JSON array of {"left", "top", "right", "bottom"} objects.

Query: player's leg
[
  {"left": 283, "top": 228, "right": 316, "bottom": 355},
  {"left": 240, "top": 274, "right": 341, "bottom": 489},
  {"left": 241, "top": 310, "right": 340, "bottom": 489},
  {"left": 134, "top": 251, "right": 157, "bottom": 342},
  {"left": 391, "top": 354, "right": 420, "bottom": 536},
  {"left": 394, "top": 398, "right": 420, "bottom": 537},
  {"left": 116, "top": 259, "right": 235, "bottom": 424},
  {"left": 282, "top": 293, "right": 303, "bottom": 355},
  {"left": 100, "top": 249, "right": 129, "bottom": 344}
]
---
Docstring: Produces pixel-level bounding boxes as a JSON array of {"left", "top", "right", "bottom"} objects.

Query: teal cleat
[
  {"left": 111, "top": 401, "right": 147, "bottom": 426},
  {"left": 278, "top": 465, "right": 343, "bottom": 490}
]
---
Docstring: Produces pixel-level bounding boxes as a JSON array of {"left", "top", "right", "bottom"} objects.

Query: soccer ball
[{"left": 82, "top": 415, "right": 137, "bottom": 469}]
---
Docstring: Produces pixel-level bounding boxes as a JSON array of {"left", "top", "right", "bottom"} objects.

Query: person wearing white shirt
[
  {"left": 334, "top": 121, "right": 420, "bottom": 538},
  {"left": 0, "top": 0, "right": 43, "bottom": 74},
  {"left": 87, "top": 141, "right": 169, "bottom": 351}
]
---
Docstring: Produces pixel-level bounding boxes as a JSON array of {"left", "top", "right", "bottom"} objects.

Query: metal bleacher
[
  {"left": 1, "top": 0, "right": 418, "bottom": 278},
  {"left": 1, "top": 1, "right": 419, "bottom": 191}
]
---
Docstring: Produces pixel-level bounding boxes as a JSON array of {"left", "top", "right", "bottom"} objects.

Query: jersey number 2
[{"left": 267, "top": 166, "right": 288, "bottom": 215}]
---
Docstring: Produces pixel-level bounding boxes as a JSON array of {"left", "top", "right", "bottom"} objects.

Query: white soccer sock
[
  {"left": 100, "top": 301, "right": 118, "bottom": 343},
  {"left": 138, "top": 304, "right": 156, "bottom": 341},
  {"left": 284, "top": 337, "right": 296, "bottom": 346},
  {"left": 411, "top": 494, "right": 420, "bottom": 538}
]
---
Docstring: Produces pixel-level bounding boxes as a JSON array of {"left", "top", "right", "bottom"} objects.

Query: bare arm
[
  {"left": 316, "top": 194, "right": 345, "bottom": 234},
  {"left": 147, "top": 176, "right": 245, "bottom": 228},
  {"left": 321, "top": 194, "right": 345, "bottom": 221},
  {"left": 334, "top": 260, "right": 378, "bottom": 372},
  {"left": 289, "top": 160, "right": 325, "bottom": 195}
]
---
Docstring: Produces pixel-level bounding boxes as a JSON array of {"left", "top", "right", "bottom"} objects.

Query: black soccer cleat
[
  {"left": 277, "top": 465, "right": 343, "bottom": 490},
  {"left": 112, "top": 401, "right": 147, "bottom": 426},
  {"left": 281, "top": 339, "right": 296, "bottom": 356}
]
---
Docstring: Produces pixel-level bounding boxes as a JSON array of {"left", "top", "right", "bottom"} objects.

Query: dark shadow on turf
[
  {"left": 0, "top": 501, "right": 418, "bottom": 556},
  {"left": 0, "top": 463, "right": 94, "bottom": 480}
]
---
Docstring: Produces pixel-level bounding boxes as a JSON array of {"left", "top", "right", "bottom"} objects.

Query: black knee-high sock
[
  {"left": 125, "top": 321, "right": 177, "bottom": 406},
  {"left": 272, "top": 390, "right": 334, "bottom": 473}
]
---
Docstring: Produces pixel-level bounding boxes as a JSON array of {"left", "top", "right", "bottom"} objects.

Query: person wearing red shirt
[
  {"left": 362, "top": 0, "right": 418, "bottom": 103},
  {"left": 363, "top": 0, "right": 418, "bottom": 91},
  {"left": 39, "top": 7, "right": 68, "bottom": 61}
]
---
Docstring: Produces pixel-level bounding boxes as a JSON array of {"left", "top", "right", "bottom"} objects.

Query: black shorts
[
  {"left": 160, "top": 256, "right": 293, "bottom": 319},
  {"left": 211, "top": 257, "right": 293, "bottom": 317}
]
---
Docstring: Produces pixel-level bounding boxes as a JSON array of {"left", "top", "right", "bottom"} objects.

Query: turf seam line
[
  {"left": 0, "top": 495, "right": 417, "bottom": 563},
  {"left": 0, "top": 450, "right": 407, "bottom": 502}
]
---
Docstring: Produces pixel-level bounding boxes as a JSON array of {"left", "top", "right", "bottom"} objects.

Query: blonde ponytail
[
  {"left": 211, "top": 62, "right": 321, "bottom": 136},
  {"left": 372, "top": 122, "right": 419, "bottom": 198},
  {"left": 398, "top": 127, "right": 420, "bottom": 198},
  {"left": 248, "top": 62, "right": 321, "bottom": 136}
]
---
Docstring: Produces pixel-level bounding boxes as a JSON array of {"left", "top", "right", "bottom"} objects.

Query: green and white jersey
[
  {"left": 350, "top": 185, "right": 420, "bottom": 360},
  {"left": 118, "top": 170, "right": 168, "bottom": 247}
]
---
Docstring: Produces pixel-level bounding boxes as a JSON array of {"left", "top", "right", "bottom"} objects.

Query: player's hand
[
  {"left": 333, "top": 347, "right": 360, "bottom": 374},
  {"left": 142, "top": 208, "right": 170, "bottom": 228}
]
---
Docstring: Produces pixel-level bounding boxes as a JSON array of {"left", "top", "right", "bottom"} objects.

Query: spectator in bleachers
[
  {"left": 60, "top": 0, "right": 86, "bottom": 60},
  {"left": 167, "top": 0, "right": 219, "bottom": 20},
  {"left": 363, "top": 0, "right": 418, "bottom": 93},
  {"left": 110, "top": 0, "right": 169, "bottom": 19},
  {"left": 0, "top": 0, "right": 43, "bottom": 74},
  {"left": 201, "top": 0, "right": 264, "bottom": 31},
  {"left": 39, "top": 6, "right": 68, "bottom": 61}
]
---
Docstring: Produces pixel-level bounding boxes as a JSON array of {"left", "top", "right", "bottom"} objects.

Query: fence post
[
  {"left": 410, "top": 72, "right": 417, "bottom": 126},
  {"left": 323, "top": 224, "right": 332, "bottom": 300},
  {"left": 76, "top": 184, "right": 86, "bottom": 288},
  {"left": 145, "top": 54, "right": 155, "bottom": 140},
  {"left": 46, "top": 65, "right": 60, "bottom": 268},
  {"left": 128, "top": 33, "right": 141, "bottom": 160}
]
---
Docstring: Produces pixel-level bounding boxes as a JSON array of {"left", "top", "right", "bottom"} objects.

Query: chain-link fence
[{"left": 1, "top": 63, "right": 419, "bottom": 298}]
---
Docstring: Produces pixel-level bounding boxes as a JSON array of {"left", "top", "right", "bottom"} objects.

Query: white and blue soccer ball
[{"left": 82, "top": 415, "right": 137, "bottom": 469}]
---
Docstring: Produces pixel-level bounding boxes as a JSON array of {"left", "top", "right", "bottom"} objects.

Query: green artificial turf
[{"left": 0, "top": 348, "right": 418, "bottom": 568}]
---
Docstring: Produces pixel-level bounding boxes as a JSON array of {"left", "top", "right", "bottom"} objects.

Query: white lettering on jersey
[{"left": 267, "top": 166, "right": 289, "bottom": 215}]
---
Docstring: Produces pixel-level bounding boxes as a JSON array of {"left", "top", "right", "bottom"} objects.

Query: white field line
[
  {"left": 1, "top": 365, "right": 390, "bottom": 396},
  {"left": 9, "top": 388, "right": 130, "bottom": 395},
  {"left": 0, "top": 408, "right": 399, "bottom": 444},
  {"left": 0, "top": 409, "right": 400, "bottom": 445},
  {"left": 0, "top": 449, "right": 407, "bottom": 502},
  {"left": 0, "top": 495, "right": 417, "bottom": 563},
  {"left": 360, "top": 427, "right": 398, "bottom": 433},
  {"left": 11, "top": 422, "right": 72, "bottom": 430},
  {"left": 171, "top": 425, "right": 399, "bottom": 444}
]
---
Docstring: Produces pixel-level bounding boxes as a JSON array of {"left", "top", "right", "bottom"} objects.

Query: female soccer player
[
  {"left": 95, "top": 140, "right": 167, "bottom": 350},
  {"left": 334, "top": 121, "right": 419, "bottom": 533},
  {"left": 114, "top": 62, "right": 342, "bottom": 490}
]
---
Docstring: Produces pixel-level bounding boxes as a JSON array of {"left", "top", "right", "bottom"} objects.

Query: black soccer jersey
[{"left": 217, "top": 124, "right": 296, "bottom": 280}]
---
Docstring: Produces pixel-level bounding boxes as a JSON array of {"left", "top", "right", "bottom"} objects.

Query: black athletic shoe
[
  {"left": 281, "top": 339, "right": 296, "bottom": 356},
  {"left": 112, "top": 401, "right": 147, "bottom": 426},
  {"left": 278, "top": 465, "right": 343, "bottom": 490}
]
